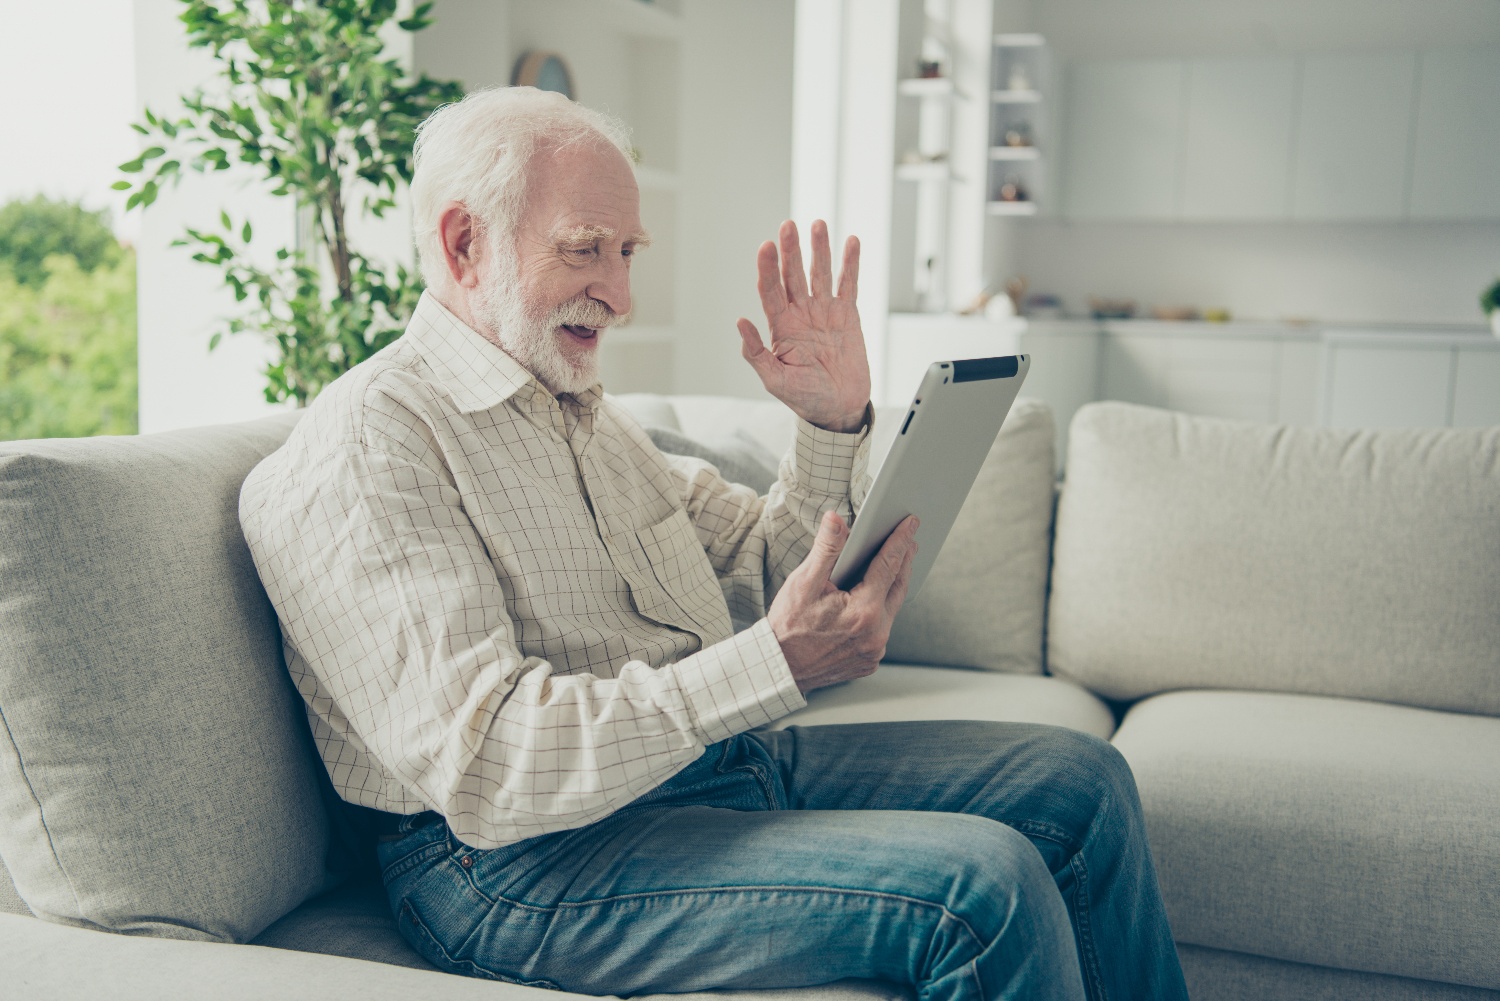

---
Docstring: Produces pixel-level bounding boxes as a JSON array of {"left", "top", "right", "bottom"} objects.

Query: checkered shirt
[{"left": 239, "top": 291, "right": 872, "bottom": 849}]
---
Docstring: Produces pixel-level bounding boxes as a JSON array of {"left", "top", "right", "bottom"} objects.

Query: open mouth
[{"left": 560, "top": 324, "right": 599, "bottom": 344}]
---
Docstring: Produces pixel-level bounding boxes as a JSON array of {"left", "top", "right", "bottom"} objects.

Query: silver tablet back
[{"left": 831, "top": 355, "right": 1030, "bottom": 596}]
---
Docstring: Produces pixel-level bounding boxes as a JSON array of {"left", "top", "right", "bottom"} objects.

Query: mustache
[{"left": 547, "top": 296, "right": 626, "bottom": 329}]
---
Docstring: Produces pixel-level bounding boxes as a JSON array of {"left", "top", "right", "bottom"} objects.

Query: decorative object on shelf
[
  {"left": 1004, "top": 276, "right": 1029, "bottom": 315},
  {"left": 984, "top": 293, "right": 1016, "bottom": 321},
  {"left": 1006, "top": 64, "right": 1032, "bottom": 92},
  {"left": 1482, "top": 276, "right": 1500, "bottom": 338},
  {"left": 1150, "top": 306, "right": 1200, "bottom": 322},
  {"left": 900, "top": 149, "right": 950, "bottom": 165},
  {"left": 1088, "top": 297, "right": 1137, "bottom": 320},
  {"left": 1023, "top": 293, "right": 1065, "bottom": 320},
  {"left": 1202, "top": 308, "right": 1232, "bottom": 323},
  {"left": 918, "top": 59, "right": 944, "bottom": 79},
  {"left": 1003, "top": 123, "right": 1033, "bottom": 147},
  {"left": 512, "top": 50, "right": 575, "bottom": 100},
  {"left": 956, "top": 284, "right": 996, "bottom": 316},
  {"left": 996, "top": 176, "right": 1029, "bottom": 202}
]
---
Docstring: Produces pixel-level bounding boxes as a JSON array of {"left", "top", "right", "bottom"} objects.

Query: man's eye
[
  {"left": 621, "top": 246, "right": 634, "bottom": 258},
  {"left": 567, "top": 246, "right": 597, "bottom": 259}
]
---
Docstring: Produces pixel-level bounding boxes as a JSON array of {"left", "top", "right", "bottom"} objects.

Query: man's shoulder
[{"left": 239, "top": 340, "right": 442, "bottom": 523}]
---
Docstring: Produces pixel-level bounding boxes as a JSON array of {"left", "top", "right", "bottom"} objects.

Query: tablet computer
[{"left": 831, "top": 355, "right": 1030, "bottom": 596}]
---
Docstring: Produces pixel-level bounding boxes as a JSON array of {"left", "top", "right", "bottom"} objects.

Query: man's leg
[
  {"left": 377, "top": 736, "right": 1087, "bottom": 1001},
  {"left": 745, "top": 720, "right": 1190, "bottom": 1001}
]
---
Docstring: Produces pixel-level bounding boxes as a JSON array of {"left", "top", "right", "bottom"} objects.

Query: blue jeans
[{"left": 376, "top": 721, "right": 1189, "bottom": 1001}]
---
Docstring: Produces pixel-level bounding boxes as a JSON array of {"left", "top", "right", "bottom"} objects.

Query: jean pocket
[{"left": 397, "top": 897, "right": 561, "bottom": 990}]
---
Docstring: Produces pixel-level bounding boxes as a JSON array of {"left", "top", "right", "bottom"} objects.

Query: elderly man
[{"left": 240, "top": 87, "right": 1188, "bottom": 1001}]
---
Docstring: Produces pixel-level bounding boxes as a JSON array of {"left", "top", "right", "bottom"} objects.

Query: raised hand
[{"left": 737, "top": 219, "right": 872, "bottom": 433}]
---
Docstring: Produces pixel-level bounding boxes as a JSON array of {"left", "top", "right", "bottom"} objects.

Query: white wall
[
  {"left": 1015, "top": 220, "right": 1500, "bottom": 326},
  {"left": 673, "top": 0, "right": 798, "bottom": 399}
]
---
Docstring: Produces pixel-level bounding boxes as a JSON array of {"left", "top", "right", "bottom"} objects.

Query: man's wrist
[{"left": 816, "top": 402, "right": 872, "bottom": 435}]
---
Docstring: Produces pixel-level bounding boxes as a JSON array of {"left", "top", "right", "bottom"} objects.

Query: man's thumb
[{"left": 807, "top": 510, "right": 849, "bottom": 580}]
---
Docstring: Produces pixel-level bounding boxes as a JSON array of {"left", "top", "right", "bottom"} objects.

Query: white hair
[{"left": 409, "top": 86, "right": 634, "bottom": 293}]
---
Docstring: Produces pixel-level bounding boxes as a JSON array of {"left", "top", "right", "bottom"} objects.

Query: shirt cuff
[
  {"left": 676, "top": 618, "right": 806, "bottom": 743},
  {"left": 791, "top": 403, "right": 874, "bottom": 498}
]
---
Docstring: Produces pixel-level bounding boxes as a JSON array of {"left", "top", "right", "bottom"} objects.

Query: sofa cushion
[
  {"left": 1111, "top": 690, "right": 1500, "bottom": 991},
  {"left": 0, "top": 413, "right": 349, "bottom": 943},
  {"left": 767, "top": 664, "right": 1115, "bottom": 739},
  {"left": 1049, "top": 403, "right": 1500, "bottom": 714},
  {"left": 251, "top": 875, "right": 436, "bottom": 971}
]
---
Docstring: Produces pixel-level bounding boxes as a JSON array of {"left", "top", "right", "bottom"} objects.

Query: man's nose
[{"left": 588, "top": 255, "right": 632, "bottom": 319}]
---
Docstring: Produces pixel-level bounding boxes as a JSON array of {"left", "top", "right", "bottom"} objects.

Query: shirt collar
[
  {"left": 404, "top": 291, "right": 531, "bottom": 414},
  {"left": 403, "top": 291, "right": 605, "bottom": 417}
]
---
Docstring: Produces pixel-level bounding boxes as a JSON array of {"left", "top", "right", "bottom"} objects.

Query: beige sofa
[{"left": 1, "top": 394, "right": 1496, "bottom": 1001}]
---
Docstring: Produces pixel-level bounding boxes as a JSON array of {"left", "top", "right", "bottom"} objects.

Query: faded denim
[{"left": 376, "top": 720, "right": 1190, "bottom": 1001}]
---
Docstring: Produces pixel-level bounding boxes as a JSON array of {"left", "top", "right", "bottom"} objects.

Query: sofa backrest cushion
[
  {"left": 1048, "top": 402, "right": 1500, "bottom": 714},
  {"left": 0, "top": 413, "right": 349, "bottom": 943},
  {"left": 648, "top": 392, "right": 1058, "bottom": 674}
]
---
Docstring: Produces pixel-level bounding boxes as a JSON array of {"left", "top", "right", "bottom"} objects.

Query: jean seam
[
  {"left": 1069, "top": 851, "right": 1106, "bottom": 1001},
  {"left": 484, "top": 883, "right": 986, "bottom": 952},
  {"left": 995, "top": 817, "right": 1106, "bottom": 999}
]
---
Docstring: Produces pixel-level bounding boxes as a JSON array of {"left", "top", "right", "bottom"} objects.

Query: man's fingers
[
  {"left": 754, "top": 240, "right": 787, "bottom": 321},
  {"left": 884, "top": 541, "right": 916, "bottom": 619},
  {"left": 855, "top": 515, "right": 918, "bottom": 595},
  {"left": 809, "top": 219, "right": 833, "bottom": 300},
  {"left": 737, "top": 319, "right": 779, "bottom": 383},
  {"left": 778, "top": 219, "right": 809, "bottom": 304},
  {"left": 836, "top": 234, "right": 860, "bottom": 301},
  {"left": 803, "top": 509, "right": 849, "bottom": 582}
]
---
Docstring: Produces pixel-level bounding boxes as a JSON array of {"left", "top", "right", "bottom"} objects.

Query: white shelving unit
[{"left": 986, "top": 33, "right": 1048, "bottom": 217}]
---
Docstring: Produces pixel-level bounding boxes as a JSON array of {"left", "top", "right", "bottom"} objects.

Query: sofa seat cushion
[
  {"left": 250, "top": 875, "right": 436, "bottom": 971},
  {"left": 766, "top": 665, "right": 1116, "bottom": 739},
  {"left": 1111, "top": 690, "right": 1500, "bottom": 991},
  {"left": 0, "top": 413, "right": 348, "bottom": 943}
]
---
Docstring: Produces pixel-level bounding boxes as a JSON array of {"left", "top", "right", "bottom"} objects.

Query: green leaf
[
  {"left": 220, "top": 209, "right": 232, "bottom": 230},
  {"left": 111, "top": 180, "right": 133, "bottom": 191},
  {"left": 209, "top": 331, "right": 223, "bottom": 351},
  {"left": 241, "top": 220, "right": 252, "bottom": 243},
  {"left": 141, "top": 146, "right": 167, "bottom": 161}
]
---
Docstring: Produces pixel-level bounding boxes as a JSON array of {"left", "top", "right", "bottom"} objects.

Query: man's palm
[{"left": 738, "top": 220, "right": 871, "bottom": 432}]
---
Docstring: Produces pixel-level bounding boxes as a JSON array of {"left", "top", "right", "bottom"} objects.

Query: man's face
[{"left": 474, "top": 140, "right": 646, "bottom": 396}]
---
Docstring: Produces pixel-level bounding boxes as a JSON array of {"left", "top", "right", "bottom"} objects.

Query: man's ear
[{"left": 438, "top": 202, "right": 483, "bottom": 289}]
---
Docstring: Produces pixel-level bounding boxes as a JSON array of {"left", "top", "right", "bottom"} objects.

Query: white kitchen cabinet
[
  {"left": 1062, "top": 59, "right": 1186, "bottom": 219},
  {"left": 1292, "top": 53, "right": 1417, "bottom": 221},
  {"left": 1016, "top": 323, "right": 1102, "bottom": 467},
  {"left": 1452, "top": 346, "right": 1500, "bottom": 426},
  {"left": 1275, "top": 339, "right": 1323, "bottom": 426},
  {"left": 1099, "top": 333, "right": 1172, "bottom": 407},
  {"left": 1409, "top": 48, "right": 1500, "bottom": 221},
  {"left": 1180, "top": 57, "right": 1297, "bottom": 220},
  {"left": 1324, "top": 341, "right": 1452, "bottom": 428}
]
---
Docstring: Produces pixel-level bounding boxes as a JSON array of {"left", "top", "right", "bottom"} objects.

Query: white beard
[{"left": 473, "top": 239, "right": 619, "bottom": 397}]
